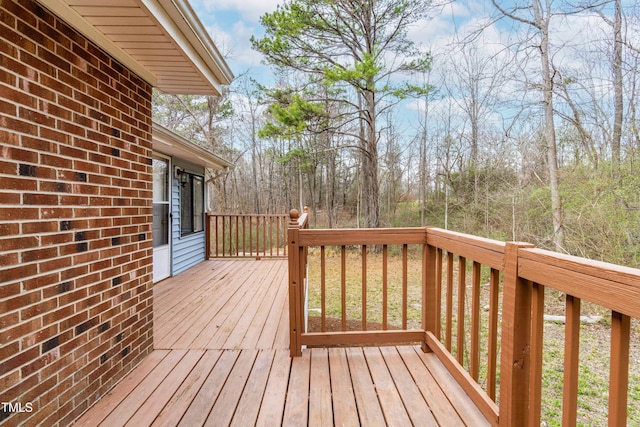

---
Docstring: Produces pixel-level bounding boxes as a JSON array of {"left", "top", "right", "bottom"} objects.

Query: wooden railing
[
  {"left": 287, "top": 210, "right": 640, "bottom": 426},
  {"left": 206, "top": 213, "right": 288, "bottom": 259}
]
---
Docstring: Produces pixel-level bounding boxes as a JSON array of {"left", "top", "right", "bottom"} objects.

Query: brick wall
[{"left": 0, "top": 0, "right": 154, "bottom": 425}]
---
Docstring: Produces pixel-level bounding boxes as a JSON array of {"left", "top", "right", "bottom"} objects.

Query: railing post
[
  {"left": 499, "top": 242, "right": 535, "bottom": 426},
  {"left": 422, "top": 227, "right": 437, "bottom": 352},
  {"left": 288, "top": 209, "right": 302, "bottom": 357}
]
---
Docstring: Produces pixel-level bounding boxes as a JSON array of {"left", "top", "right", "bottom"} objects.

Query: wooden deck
[{"left": 76, "top": 259, "right": 489, "bottom": 426}]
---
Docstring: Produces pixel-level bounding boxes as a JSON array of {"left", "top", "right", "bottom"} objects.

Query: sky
[
  {"left": 186, "top": 0, "right": 633, "bottom": 148},
  {"left": 189, "top": 0, "right": 491, "bottom": 82},
  {"left": 187, "top": 0, "right": 501, "bottom": 138}
]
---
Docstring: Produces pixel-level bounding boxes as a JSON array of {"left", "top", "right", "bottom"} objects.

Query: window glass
[
  {"left": 180, "top": 171, "right": 204, "bottom": 236},
  {"left": 193, "top": 175, "right": 204, "bottom": 232},
  {"left": 152, "top": 157, "right": 169, "bottom": 247},
  {"left": 153, "top": 203, "right": 169, "bottom": 247},
  {"left": 152, "top": 159, "right": 168, "bottom": 203}
]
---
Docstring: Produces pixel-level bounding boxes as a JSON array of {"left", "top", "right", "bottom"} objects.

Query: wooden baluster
[
  {"left": 609, "top": 310, "right": 630, "bottom": 427},
  {"left": 222, "top": 214, "right": 226, "bottom": 257},
  {"left": 249, "top": 216, "right": 253, "bottom": 256},
  {"left": 422, "top": 238, "right": 438, "bottom": 353},
  {"left": 341, "top": 245, "right": 346, "bottom": 332},
  {"left": 434, "top": 248, "right": 443, "bottom": 340},
  {"left": 235, "top": 215, "right": 239, "bottom": 256},
  {"left": 256, "top": 216, "right": 260, "bottom": 258},
  {"left": 457, "top": 256, "right": 466, "bottom": 365},
  {"left": 242, "top": 216, "right": 246, "bottom": 256},
  {"left": 321, "top": 246, "right": 326, "bottom": 332},
  {"left": 283, "top": 216, "right": 288, "bottom": 256},
  {"left": 402, "top": 244, "right": 408, "bottom": 330},
  {"left": 262, "top": 216, "right": 267, "bottom": 257},
  {"left": 382, "top": 245, "right": 388, "bottom": 330},
  {"left": 269, "top": 215, "right": 274, "bottom": 257},
  {"left": 446, "top": 251, "right": 454, "bottom": 351},
  {"left": 362, "top": 245, "right": 367, "bottom": 331},
  {"left": 215, "top": 215, "right": 219, "bottom": 257},
  {"left": 470, "top": 261, "right": 481, "bottom": 380},
  {"left": 529, "top": 281, "right": 545, "bottom": 427},
  {"left": 229, "top": 215, "right": 233, "bottom": 257},
  {"left": 487, "top": 268, "right": 500, "bottom": 401},
  {"left": 563, "top": 295, "right": 581, "bottom": 427}
]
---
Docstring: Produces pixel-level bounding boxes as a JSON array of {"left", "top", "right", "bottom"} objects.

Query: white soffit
[{"left": 37, "top": 0, "right": 233, "bottom": 95}]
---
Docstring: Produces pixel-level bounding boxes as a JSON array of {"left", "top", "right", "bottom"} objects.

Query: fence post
[
  {"left": 499, "top": 242, "right": 535, "bottom": 426},
  {"left": 288, "top": 209, "right": 302, "bottom": 357}
]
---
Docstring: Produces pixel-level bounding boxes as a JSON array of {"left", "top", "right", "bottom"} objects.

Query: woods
[{"left": 153, "top": 0, "right": 640, "bottom": 266}]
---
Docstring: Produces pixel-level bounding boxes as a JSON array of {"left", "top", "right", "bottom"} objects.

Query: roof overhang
[
  {"left": 37, "top": 0, "right": 234, "bottom": 95},
  {"left": 152, "top": 122, "right": 233, "bottom": 171}
]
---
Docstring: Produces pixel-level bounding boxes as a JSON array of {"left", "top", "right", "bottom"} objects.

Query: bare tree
[{"left": 492, "top": 0, "right": 565, "bottom": 251}]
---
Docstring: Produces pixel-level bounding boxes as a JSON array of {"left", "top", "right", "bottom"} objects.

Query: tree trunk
[
  {"left": 363, "top": 89, "right": 380, "bottom": 228},
  {"left": 612, "top": 0, "right": 623, "bottom": 172},
  {"left": 535, "top": 0, "right": 564, "bottom": 251}
]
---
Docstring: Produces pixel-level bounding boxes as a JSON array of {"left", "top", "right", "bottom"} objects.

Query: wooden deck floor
[{"left": 76, "top": 259, "right": 489, "bottom": 426}]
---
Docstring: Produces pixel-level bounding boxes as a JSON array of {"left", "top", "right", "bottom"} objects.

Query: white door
[{"left": 153, "top": 156, "right": 171, "bottom": 282}]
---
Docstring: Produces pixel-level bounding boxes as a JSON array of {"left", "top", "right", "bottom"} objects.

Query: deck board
[
  {"left": 364, "top": 346, "right": 414, "bottom": 427},
  {"left": 230, "top": 350, "right": 274, "bottom": 427},
  {"left": 76, "top": 259, "right": 491, "bottom": 426},
  {"left": 308, "top": 348, "right": 332, "bottom": 426},
  {"left": 149, "top": 350, "right": 222, "bottom": 427}
]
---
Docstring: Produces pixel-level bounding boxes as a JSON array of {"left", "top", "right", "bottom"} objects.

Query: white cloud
[
  {"left": 202, "top": 0, "right": 283, "bottom": 22},
  {"left": 206, "top": 20, "right": 267, "bottom": 70}
]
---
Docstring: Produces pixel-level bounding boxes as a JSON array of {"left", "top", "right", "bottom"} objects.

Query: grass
[{"left": 305, "top": 248, "right": 640, "bottom": 426}]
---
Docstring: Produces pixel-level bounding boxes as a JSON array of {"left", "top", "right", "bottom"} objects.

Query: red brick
[
  {"left": 0, "top": 263, "right": 38, "bottom": 282},
  {"left": 23, "top": 193, "right": 59, "bottom": 205},
  {"left": 0, "top": 282, "right": 20, "bottom": 299},
  {"left": 0, "top": 252, "right": 19, "bottom": 266},
  {"left": 0, "top": 18, "right": 35, "bottom": 52},
  {"left": 0, "top": 341, "right": 20, "bottom": 363},
  {"left": 21, "top": 220, "right": 58, "bottom": 234},
  {"left": 40, "top": 207, "right": 74, "bottom": 219},
  {"left": 41, "top": 153, "right": 73, "bottom": 169},
  {"left": 19, "top": 106, "right": 56, "bottom": 126},
  {"left": 0, "top": 347, "right": 40, "bottom": 376},
  {"left": 0, "top": 206, "right": 38, "bottom": 220},
  {"left": 0, "top": 311, "right": 19, "bottom": 330},
  {"left": 0, "top": 176, "right": 37, "bottom": 191},
  {"left": 43, "top": 305, "right": 74, "bottom": 327},
  {"left": 0, "top": 316, "right": 42, "bottom": 346},
  {"left": 40, "top": 232, "right": 73, "bottom": 246},
  {"left": 60, "top": 265, "right": 89, "bottom": 281},
  {"left": 0, "top": 235, "right": 38, "bottom": 251},
  {"left": 38, "top": 256, "right": 72, "bottom": 274},
  {"left": 20, "top": 323, "right": 58, "bottom": 349},
  {"left": 58, "top": 144, "right": 87, "bottom": 160},
  {"left": 0, "top": 191, "right": 21, "bottom": 204},
  {"left": 73, "top": 250, "right": 100, "bottom": 266},
  {"left": 22, "top": 246, "right": 58, "bottom": 262},
  {"left": 40, "top": 126, "right": 72, "bottom": 144}
]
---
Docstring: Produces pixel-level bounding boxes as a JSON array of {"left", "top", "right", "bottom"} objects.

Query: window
[
  {"left": 152, "top": 157, "right": 170, "bottom": 247},
  {"left": 180, "top": 172, "right": 204, "bottom": 236}
]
